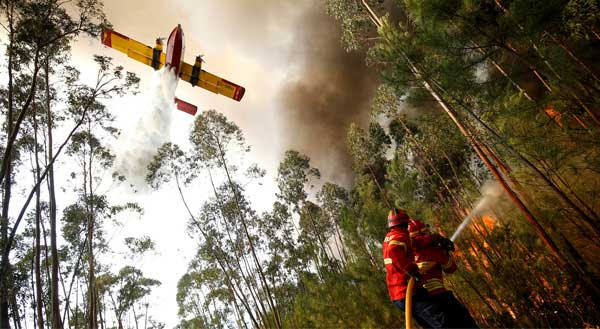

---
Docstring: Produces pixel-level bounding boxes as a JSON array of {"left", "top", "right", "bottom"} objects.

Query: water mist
[
  {"left": 450, "top": 180, "right": 502, "bottom": 242},
  {"left": 114, "top": 67, "right": 178, "bottom": 189}
]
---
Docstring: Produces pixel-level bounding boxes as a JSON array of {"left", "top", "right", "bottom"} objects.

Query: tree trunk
[
  {"left": 0, "top": 3, "right": 16, "bottom": 325},
  {"left": 44, "top": 57, "right": 62, "bottom": 329},
  {"left": 547, "top": 33, "right": 600, "bottom": 84},
  {"left": 132, "top": 305, "right": 139, "bottom": 329},
  {"left": 86, "top": 120, "right": 98, "bottom": 329},
  {"left": 143, "top": 303, "right": 148, "bottom": 329},
  {"left": 33, "top": 107, "right": 45, "bottom": 329}
]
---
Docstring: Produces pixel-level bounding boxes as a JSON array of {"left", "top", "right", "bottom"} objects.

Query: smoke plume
[
  {"left": 276, "top": 4, "right": 379, "bottom": 185},
  {"left": 114, "top": 67, "right": 177, "bottom": 189},
  {"left": 450, "top": 180, "right": 503, "bottom": 242}
]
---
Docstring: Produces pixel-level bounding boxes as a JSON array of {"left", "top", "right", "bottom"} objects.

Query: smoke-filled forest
[{"left": 2, "top": 0, "right": 600, "bottom": 328}]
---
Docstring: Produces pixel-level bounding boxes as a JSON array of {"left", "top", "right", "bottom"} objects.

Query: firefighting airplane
[{"left": 101, "top": 24, "right": 245, "bottom": 115}]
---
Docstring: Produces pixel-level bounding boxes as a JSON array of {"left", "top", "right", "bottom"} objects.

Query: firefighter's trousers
[{"left": 393, "top": 289, "right": 478, "bottom": 329}]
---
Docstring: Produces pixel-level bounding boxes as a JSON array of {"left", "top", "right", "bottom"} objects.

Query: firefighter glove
[
  {"left": 407, "top": 266, "right": 421, "bottom": 282},
  {"left": 439, "top": 236, "right": 455, "bottom": 252}
]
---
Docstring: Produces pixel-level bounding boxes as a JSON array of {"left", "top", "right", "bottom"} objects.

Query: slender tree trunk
[
  {"left": 109, "top": 293, "right": 123, "bottom": 329},
  {"left": 132, "top": 306, "right": 139, "bottom": 329},
  {"left": 33, "top": 108, "right": 45, "bottom": 329},
  {"left": 31, "top": 236, "right": 37, "bottom": 329},
  {"left": 86, "top": 120, "right": 98, "bottom": 329},
  {"left": 305, "top": 209, "right": 334, "bottom": 264},
  {"left": 39, "top": 219, "right": 52, "bottom": 329},
  {"left": 44, "top": 57, "right": 62, "bottom": 329},
  {"left": 493, "top": 0, "right": 600, "bottom": 127},
  {"left": 0, "top": 3, "right": 16, "bottom": 325},
  {"left": 98, "top": 298, "right": 105, "bottom": 329},
  {"left": 143, "top": 303, "right": 148, "bottom": 329},
  {"left": 10, "top": 296, "right": 20, "bottom": 329},
  {"left": 62, "top": 234, "right": 87, "bottom": 324},
  {"left": 1, "top": 102, "right": 91, "bottom": 282},
  {"left": 366, "top": 164, "right": 391, "bottom": 208}
]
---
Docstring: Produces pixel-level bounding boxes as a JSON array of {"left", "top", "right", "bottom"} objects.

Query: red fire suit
[
  {"left": 383, "top": 226, "right": 420, "bottom": 300},
  {"left": 413, "top": 244, "right": 457, "bottom": 295}
]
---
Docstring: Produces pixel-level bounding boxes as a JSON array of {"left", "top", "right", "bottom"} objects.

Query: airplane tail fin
[{"left": 174, "top": 97, "right": 198, "bottom": 115}]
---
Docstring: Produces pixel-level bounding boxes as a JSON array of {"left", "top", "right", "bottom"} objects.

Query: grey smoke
[{"left": 277, "top": 3, "right": 379, "bottom": 185}]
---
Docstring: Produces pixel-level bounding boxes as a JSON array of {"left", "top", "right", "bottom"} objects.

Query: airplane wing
[
  {"left": 179, "top": 61, "right": 246, "bottom": 102},
  {"left": 101, "top": 29, "right": 166, "bottom": 69}
]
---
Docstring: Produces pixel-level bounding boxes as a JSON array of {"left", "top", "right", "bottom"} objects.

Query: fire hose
[{"left": 404, "top": 262, "right": 436, "bottom": 329}]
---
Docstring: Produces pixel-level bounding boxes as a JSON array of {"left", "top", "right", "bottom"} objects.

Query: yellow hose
[
  {"left": 405, "top": 277, "right": 415, "bottom": 329},
  {"left": 405, "top": 263, "right": 436, "bottom": 329}
]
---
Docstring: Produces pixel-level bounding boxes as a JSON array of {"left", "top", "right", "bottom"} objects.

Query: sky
[{"left": 62, "top": 0, "right": 378, "bottom": 326}]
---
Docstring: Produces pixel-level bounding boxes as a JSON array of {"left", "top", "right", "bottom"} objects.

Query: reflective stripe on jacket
[{"left": 414, "top": 245, "right": 457, "bottom": 295}]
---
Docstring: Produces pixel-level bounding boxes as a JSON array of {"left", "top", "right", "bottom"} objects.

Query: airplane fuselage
[{"left": 166, "top": 24, "right": 185, "bottom": 76}]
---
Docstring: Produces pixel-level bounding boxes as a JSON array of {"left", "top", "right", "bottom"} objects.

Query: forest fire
[{"left": 2, "top": 0, "right": 600, "bottom": 328}]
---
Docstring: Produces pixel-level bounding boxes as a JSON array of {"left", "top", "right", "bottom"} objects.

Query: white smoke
[
  {"left": 114, "top": 67, "right": 178, "bottom": 190},
  {"left": 450, "top": 180, "right": 503, "bottom": 242}
]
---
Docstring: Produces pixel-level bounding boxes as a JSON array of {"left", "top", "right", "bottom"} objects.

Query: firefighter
[
  {"left": 410, "top": 219, "right": 455, "bottom": 252},
  {"left": 408, "top": 219, "right": 479, "bottom": 329},
  {"left": 383, "top": 208, "right": 431, "bottom": 328}
]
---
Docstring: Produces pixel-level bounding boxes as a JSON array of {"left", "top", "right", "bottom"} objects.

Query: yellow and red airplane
[{"left": 101, "top": 24, "right": 245, "bottom": 115}]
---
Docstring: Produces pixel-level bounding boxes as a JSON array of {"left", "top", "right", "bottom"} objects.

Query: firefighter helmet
[
  {"left": 388, "top": 208, "right": 410, "bottom": 228},
  {"left": 408, "top": 219, "right": 428, "bottom": 237}
]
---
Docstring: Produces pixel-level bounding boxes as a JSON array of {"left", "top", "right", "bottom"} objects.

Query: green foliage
[
  {"left": 563, "top": 0, "right": 600, "bottom": 40},
  {"left": 124, "top": 236, "right": 155, "bottom": 255}
]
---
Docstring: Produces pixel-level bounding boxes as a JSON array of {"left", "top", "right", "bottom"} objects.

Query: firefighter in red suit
[
  {"left": 408, "top": 219, "right": 479, "bottom": 328},
  {"left": 383, "top": 208, "right": 431, "bottom": 328}
]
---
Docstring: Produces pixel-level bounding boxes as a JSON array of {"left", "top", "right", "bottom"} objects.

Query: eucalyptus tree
[
  {"left": 147, "top": 141, "right": 269, "bottom": 328},
  {"left": 99, "top": 266, "right": 160, "bottom": 329},
  {"left": 189, "top": 110, "right": 281, "bottom": 328},
  {"left": 1, "top": 0, "right": 111, "bottom": 326},
  {"left": 276, "top": 150, "right": 321, "bottom": 214},
  {"left": 63, "top": 55, "right": 140, "bottom": 329},
  {"left": 1, "top": 55, "right": 138, "bottom": 328},
  {"left": 346, "top": 122, "right": 391, "bottom": 207},
  {"left": 176, "top": 257, "right": 238, "bottom": 329},
  {"left": 275, "top": 150, "right": 337, "bottom": 267},
  {"left": 316, "top": 182, "right": 349, "bottom": 263}
]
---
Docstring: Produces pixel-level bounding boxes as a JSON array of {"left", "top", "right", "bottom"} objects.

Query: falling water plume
[
  {"left": 450, "top": 180, "right": 503, "bottom": 242},
  {"left": 114, "top": 67, "right": 178, "bottom": 190}
]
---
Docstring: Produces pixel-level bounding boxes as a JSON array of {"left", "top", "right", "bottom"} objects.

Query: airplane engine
[
  {"left": 189, "top": 55, "right": 203, "bottom": 86},
  {"left": 151, "top": 38, "right": 163, "bottom": 70}
]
